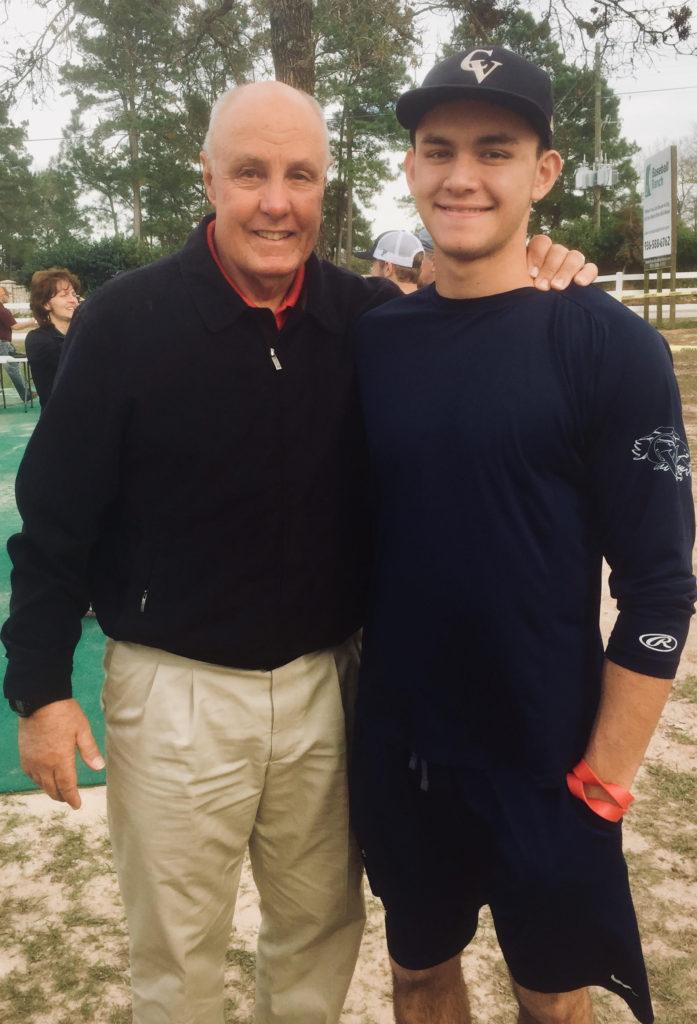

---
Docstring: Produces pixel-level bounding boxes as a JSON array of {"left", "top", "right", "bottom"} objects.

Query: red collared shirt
[
  {"left": 0, "top": 302, "right": 17, "bottom": 342},
  {"left": 206, "top": 219, "right": 305, "bottom": 330}
]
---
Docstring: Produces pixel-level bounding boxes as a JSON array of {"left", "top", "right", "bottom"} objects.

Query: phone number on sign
[{"left": 644, "top": 236, "right": 671, "bottom": 250}]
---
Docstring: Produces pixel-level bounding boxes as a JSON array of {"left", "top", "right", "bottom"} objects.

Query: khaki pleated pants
[{"left": 102, "top": 636, "right": 365, "bottom": 1024}]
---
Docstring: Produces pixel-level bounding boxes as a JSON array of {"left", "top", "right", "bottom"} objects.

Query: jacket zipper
[
  {"left": 270, "top": 347, "right": 282, "bottom": 370},
  {"left": 140, "top": 588, "right": 149, "bottom": 613}
]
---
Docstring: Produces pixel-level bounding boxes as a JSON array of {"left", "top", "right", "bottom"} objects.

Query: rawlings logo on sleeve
[
  {"left": 631, "top": 426, "right": 691, "bottom": 481},
  {"left": 639, "top": 633, "right": 678, "bottom": 652}
]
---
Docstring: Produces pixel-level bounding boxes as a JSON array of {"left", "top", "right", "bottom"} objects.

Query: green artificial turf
[{"left": 0, "top": 404, "right": 106, "bottom": 793}]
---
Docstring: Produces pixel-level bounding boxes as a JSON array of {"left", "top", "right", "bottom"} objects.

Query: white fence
[
  {"left": 596, "top": 270, "right": 697, "bottom": 323},
  {"left": 597, "top": 270, "right": 697, "bottom": 296},
  {"left": 0, "top": 280, "right": 29, "bottom": 303}
]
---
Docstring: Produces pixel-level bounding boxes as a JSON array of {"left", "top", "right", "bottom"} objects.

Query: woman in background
[{"left": 26, "top": 268, "right": 80, "bottom": 407}]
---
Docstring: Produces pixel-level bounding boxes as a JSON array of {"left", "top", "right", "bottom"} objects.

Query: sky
[{"left": 3, "top": 1, "right": 697, "bottom": 236}]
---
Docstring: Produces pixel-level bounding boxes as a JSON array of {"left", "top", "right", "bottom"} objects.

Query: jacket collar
[
  {"left": 178, "top": 214, "right": 251, "bottom": 333},
  {"left": 300, "top": 253, "right": 346, "bottom": 334},
  {"left": 178, "top": 213, "right": 345, "bottom": 335}
]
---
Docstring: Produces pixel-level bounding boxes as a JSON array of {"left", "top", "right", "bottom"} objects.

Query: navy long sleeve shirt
[{"left": 354, "top": 284, "right": 696, "bottom": 781}]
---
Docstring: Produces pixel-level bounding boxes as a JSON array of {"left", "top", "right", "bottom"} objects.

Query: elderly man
[
  {"left": 0, "top": 284, "right": 35, "bottom": 402},
  {"left": 2, "top": 81, "right": 595, "bottom": 1024}
]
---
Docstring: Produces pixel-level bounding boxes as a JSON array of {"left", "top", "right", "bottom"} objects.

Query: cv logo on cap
[
  {"left": 639, "top": 633, "right": 678, "bottom": 653},
  {"left": 460, "top": 49, "right": 503, "bottom": 84}
]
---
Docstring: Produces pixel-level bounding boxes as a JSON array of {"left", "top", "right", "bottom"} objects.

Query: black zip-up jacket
[
  {"left": 2, "top": 216, "right": 398, "bottom": 705},
  {"left": 25, "top": 324, "right": 65, "bottom": 407}
]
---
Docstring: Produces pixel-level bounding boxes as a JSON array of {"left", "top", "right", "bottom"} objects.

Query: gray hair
[{"left": 202, "top": 82, "right": 332, "bottom": 169}]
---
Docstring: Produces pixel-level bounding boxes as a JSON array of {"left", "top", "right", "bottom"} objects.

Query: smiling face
[
  {"left": 201, "top": 83, "right": 329, "bottom": 305},
  {"left": 45, "top": 279, "right": 79, "bottom": 328},
  {"left": 405, "top": 99, "right": 561, "bottom": 272}
]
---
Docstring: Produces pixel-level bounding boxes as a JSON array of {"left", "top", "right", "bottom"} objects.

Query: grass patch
[
  {"left": 644, "top": 763, "right": 697, "bottom": 803},
  {"left": 670, "top": 829, "right": 697, "bottom": 863},
  {"left": 646, "top": 952, "right": 697, "bottom": 1023},
  {"left": 0, "top": 894, "right": 45, "bottom": 939},
  {"left": 656, "top": 317, "right": 697, "bottom": 330},
  {"left": 1, "top": 810, "right": 25, "bottom": 834},
  {"left": 0, "top": 973, "right": 46, "bottom": 1018},
  {"left": 41, "top": 818, "right": 108, "bottom": 891},
  {"left": 676, "top": 675, "right": 697, "bottom": 704},
  {"left": 105, "top": 1009, "right": 132, "bottom": 1024},
  {"left": 0, "top": 836, "right": 30, "bottom": 868},
  {"left": 224, "top": 996, "right": 254, "bottom": 1024},
  {"left": 62, "top": 902, "right": 117, "bottom": 929},
  {"left": 664, "top": 723, "right": 696, "bottom": 745},
  {"left": 225, "top": 946, "right": 256, "bottom": 981}
]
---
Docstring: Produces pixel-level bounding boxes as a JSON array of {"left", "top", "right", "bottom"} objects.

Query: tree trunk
[
  {"left": 345, "top": 115, "right": 353, "bottom": 268},
  {"left": 593, "top": 42, "right": 602, "bottom": 233},
  {"left": 336, "top": 192, "right": 345, "bottom": 264},
  {"left": 125, "top": 92, "right": 142, "bottom": 240},
  {"left": 333, "top": 106, "right": 347, "bottom": 263},
  {"left": 127, "top": 127, "right": 142, "bottom": 240},
  {"left": 267, "top": 0, "right": 315, "bottom": 94},
  {"left": 107, "top": 193, "right": 120, "bottom": 237}
]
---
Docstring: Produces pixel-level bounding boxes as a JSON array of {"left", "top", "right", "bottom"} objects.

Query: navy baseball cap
[{"left": 396, "top": 47, "right": 554, "bottom": 146}]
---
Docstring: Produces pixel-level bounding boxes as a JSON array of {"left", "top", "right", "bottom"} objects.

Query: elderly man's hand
[
  {"left": 526, "top": 235, "right": 598, "bottom": 291},
  {"left": 18, "top": 698, "right": 105, "bottom": 810}
]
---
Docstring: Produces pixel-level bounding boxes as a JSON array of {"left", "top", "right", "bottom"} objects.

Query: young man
[
  {"left": 351, "top": 48, "right": 695, "bottom": 1024},
  {"left": 357, "top": 229, "right": 425, "bottom": 293}
]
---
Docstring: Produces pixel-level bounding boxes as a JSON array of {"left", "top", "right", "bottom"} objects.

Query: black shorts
[{"left": 350, "top": 734, "right": 653, "bottom": 1024}]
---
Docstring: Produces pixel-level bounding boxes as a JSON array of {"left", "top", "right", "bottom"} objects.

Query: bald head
[{"left": 203, "top": 81, "right": 331, "bottom": 170}]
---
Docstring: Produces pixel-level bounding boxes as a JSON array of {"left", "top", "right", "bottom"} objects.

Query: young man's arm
[
  {"left": 581, "top": 660, "right": 672, "bottom": 799},
  {"left": 577, "top": 303, "right": 695, "bottom": 808}
]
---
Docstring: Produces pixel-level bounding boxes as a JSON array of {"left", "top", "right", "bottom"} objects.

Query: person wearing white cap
[
  {"left": 415, "top": 227, "right": 436, "bottom": 287},
  {"left": 356, "top": 229, "right": 425, "bottom": 293}
]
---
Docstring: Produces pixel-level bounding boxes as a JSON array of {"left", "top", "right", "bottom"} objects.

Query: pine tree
[
  {"left": 315, "top": 0, "right": 416, "bottom": 263},
  {"left": 0, "top": 100, "right": 35, "bottom": 274}
]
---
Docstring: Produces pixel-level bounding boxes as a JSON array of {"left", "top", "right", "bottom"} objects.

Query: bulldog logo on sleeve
[{"left": 632, "top": 426, "right": 691, "bottom": 482}]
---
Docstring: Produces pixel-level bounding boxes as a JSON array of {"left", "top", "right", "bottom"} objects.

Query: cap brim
[
  {"left": 354, "top": 250, "right": 374, "bottom": 260},
  {"left": 397, "top": 85, "right": 552, "bottom": 145}
]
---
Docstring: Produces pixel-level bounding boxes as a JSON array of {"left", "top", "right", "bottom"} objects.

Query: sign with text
[{"left": 643, "top": 147, "right": 675, "bottom": 262}]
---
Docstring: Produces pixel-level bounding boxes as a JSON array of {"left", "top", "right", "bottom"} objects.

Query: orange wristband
[{"left": 566, "top": 759, "right": 634, "bottom": 822}]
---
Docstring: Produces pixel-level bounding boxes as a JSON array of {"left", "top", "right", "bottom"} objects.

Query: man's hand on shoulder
[
  {"left": 18, "top": 698, "right": 105, "bottom": 810},
  {"left": 526, "top": 235, "right": 598, "bottom": 291}
]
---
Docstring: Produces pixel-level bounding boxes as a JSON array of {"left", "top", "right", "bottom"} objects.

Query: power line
[
  {"left": 24, "top": 83, "right": 697, "bottom": 144},
  {"left": 615, "top": 85, "right": 697, "bottom": 96}
]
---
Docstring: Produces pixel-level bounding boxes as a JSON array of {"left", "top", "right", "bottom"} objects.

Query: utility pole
[{"left": 593, "top": 42, "right": 602, "bottom": 231}]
